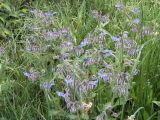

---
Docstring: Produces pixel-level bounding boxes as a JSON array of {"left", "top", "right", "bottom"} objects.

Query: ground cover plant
[{"left": 0, "top": 0, "right": 160, "bottom": 120}]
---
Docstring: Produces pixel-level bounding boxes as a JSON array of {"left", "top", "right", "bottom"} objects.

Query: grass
[{"left": 0, "top": 0, "right": 160, "bottom": 120}]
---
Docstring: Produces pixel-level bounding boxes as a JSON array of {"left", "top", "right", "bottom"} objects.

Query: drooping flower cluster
[
  {"left": 91, "top": 10, "right": 110, "bottom": 25},
  {"left": 55, "top": 73, "right": 98, "bottom": 113},
  {"left": 112, "top": 31, "right": 137, "bottom": 56},
  {"left": 56, "top": 86, "right": 94, "bottom": 113},
  {"left": 98, "top": 69, "right": 113, "bottom": 83},
  {"left": 30, "top": 9, "right": 56, "bottom": 25}
]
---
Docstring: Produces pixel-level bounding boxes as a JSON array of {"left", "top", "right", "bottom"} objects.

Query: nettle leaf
[{"left": 152, "top": 101, "right": 160, "bottom": 107}]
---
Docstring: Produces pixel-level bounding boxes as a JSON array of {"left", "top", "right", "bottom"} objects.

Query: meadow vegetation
[{"left": 0, "top": 0, "right": 160, "bottom": 119}]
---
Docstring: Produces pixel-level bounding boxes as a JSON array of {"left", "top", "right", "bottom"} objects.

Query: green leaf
[
  {"left": 0, "top": 3, "right": 11, "bottom": 12},
  {"left": 67, "top": 114, "right": 78, "bottom": 119},
  {"left": 0, "top": 117, "right": 7, "bottom": 120},
  {"left": 0, "top": 28, "right": 11, "bottom": 38},
  {"left": 152, "top": 101, "right": 160, "bottom": 107},
  {"left": 20, "top": 8, "right": 28, "bottom": 14},
  {"left": 114, "top": 97, "right": 126, "bottom": 106},
  {"left": 0, "top": 64, "right": 2, "bottom": 70},
  {"left": 89, "top": 65, "right": 98, "bottom": 74},
  {"left": 49, "top": 110, "right": 60, "bottom": 116},
  {"left": 91, "top": 92, "right": 96, "bottom": 98},
  {"left": 3, "top": 28, "right": 11, "bottom": 35},
  {"left": 0, "top": 17, "right": 5, "bottom": 23}
]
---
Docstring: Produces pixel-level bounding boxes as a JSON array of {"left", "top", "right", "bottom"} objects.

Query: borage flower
[
  {"left": 92, "top": 10, "right": 99, "bottom": 19},
  {"left": 142, "top": 27, "right": 151, "bottom": 37},
  {"left": 23, "top": 69, "right": 39, "bottom": 82},
  {"left": 103, "top": 63, "right": 114, "bottom": 71},
  {"left": 30, "top": 9, "right": 44, "bottom": 18},
  {"left": 25, "top": 42, "right": 39, "bottom": 53},
  {"left": 80, "top": 33, "right": 93, "bottom": 47},
  {"left": 123, "top": 39, "right": 132, "bottom": 49},
  {"left": 103, "top": 49, "right": 114, "bottom": 58},
  {"left": 44, "top": 11, "right": 55, "bottom": 17},
  {"left": 56, "top": 89, "right": 71, "bottom": 104},
  {"left": 122, "top": 31, "right": 129, "bottom": 39},
  {"left": 80, "top": 38, "right": 92, "bottom": 47},
  {"left": 83, "top": 57, "right": 95, "bottom": 66},
  {"left": 61, "top": 41, "right": 74, "bottom": 51},
  {"left": 128, "top": 48, "right": 136, "bottom": 56},
  {"left": 131, "top": 7, "right": 140, "bottom": 14},
  {"left": 44, "top": 31, "right": 60, "bottom": 40},
  {"left": 40, "top": 81, "right": 54, "bottom": 91},
  {"left": 79, "top": 80, "right": 98, "bottom": 93},
  {"left": 85, "top": 49, "right": 94, "bottom": 56},
  {"left": 129, "top": 18, "right": 141, "bottom": 26},
  {"left": 124, "top": 59, "right": 132, "bottom": 67},
  {"left": 60, "top": 53, "right": 70, "bottom": 61},
  {"left": 133, "top": 69, "right": 139, "bottom": 76},
  {"left": 119, "top": 86, "right": 126, "bottom": 96},
  {"left": 98, "top": 69, "right": 113, "bottom": 83},
  {"left": 59, "top": 27, "right": 70, "bottom": 38},
  {"left": 56, "top": 91, "right": 66, "bottom": 98},
  {"left": 64, "top": 75, "right": 74, "bottom": 86},
  {"left": 86, "top": 80, "right": 98, "bottom": 90},
  {"left": 121, "top": 72, "right": 130, "bottom": 81},
  {"left": 99, "top": 32, "right": 106, "bottom": 40},
  {"left": 116, "top": 73, "right": 123, "bottom": 85},
  {"left": 74, "top": 46, "right": 84, "bottom": 56},
  {"left": 100, "top": 15, "right": 109, "bottom": 24},
  {"left": 111, "top": 35, "right": 121, "bottom": 42},
  {"left": 115, "top": 2, "right": 124, "bottom": 11},
  {"left": 70, "top": 102, "right": 77, "bottom": 113}
]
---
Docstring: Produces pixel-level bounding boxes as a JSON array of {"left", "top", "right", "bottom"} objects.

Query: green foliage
[
  {"left": 0, "top": 0, "right": 160, "bottom": 120},
  {"left": 0, "top": 1, "right": 28, "bottom": 40}
]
